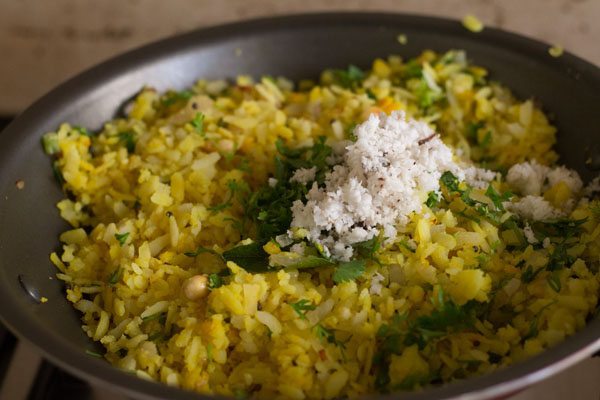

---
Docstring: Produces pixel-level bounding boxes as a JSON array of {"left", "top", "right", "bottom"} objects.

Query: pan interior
[{"left": 0, "top": 13, "right": 598, "bottom": 400}]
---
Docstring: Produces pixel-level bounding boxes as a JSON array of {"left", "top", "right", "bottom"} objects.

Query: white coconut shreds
[
  {"left": 290, "top": 167, "right": 317, "bottom": 185},
  {"left": 462, "top": 165, "right": 498, "bottom": 189},
  {"left": 523, "top": 223, "right": 539, "bottom": 244},
  {"left": 506, "top": 160, "right": 583, "bottom": 196},
  {"left": 290, "top": 111, "right": 465, "bottom": 260},
  {"left": 505, "top": 195, "right": 564, "bottom": 221}
]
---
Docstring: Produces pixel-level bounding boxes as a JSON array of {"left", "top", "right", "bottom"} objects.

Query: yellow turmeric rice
[{"left": 43, "top": 50, "right": 600, "bottom": 398}]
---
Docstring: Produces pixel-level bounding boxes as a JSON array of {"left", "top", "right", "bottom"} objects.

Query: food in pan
[{"left": 43, "top": 50, "right": 600, "bottom": 398}]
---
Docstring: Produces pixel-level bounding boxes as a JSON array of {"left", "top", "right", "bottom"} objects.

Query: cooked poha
[{"left": 43, "top": 50, "right": 600, "bottom": 399}]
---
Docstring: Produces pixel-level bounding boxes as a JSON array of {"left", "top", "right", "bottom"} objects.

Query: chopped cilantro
[
  {"left": 523, "top": 301, "right": 555, "bottom": 341},
  {"left": 290, "top": 299, "right": 316, "bottom": 320},
  {"left": 118, "top": 131, "right": 136, "bottom": 153},
  {"left": 440, "top": 171, "right": 460, "bottom": 192},
  {"left": 107, "top": 267, "right": 123, "bottom": 285},
  {"left": 52, "top": 162, "right": 65, "bottom": 185},
  {"left": 547, "top": 272, "right": 561, "bottom": 292},
  {"left": 521, "top": 265, "right": 543, "bottom": 283},
  {"left": 41, "top": 133, "right": 60, "bottom": 155},
  {"left": 142, "top": 312, "right": 166, "bottom": 323},
  {"left": 332, "top": 259, "right": 366, "bottom": 284},
  {"left": 246, "top": 137, "right": 332, "bottom": 241},
  {"left": 425, "top": 191, "right": 440, "bottom": 208},
  {"left": 184, "top": 245, "right": 221, "bottom": 258},
  {"left": 399, "top": 240, "right": 416, "bottom": 253},
  {"left": 74, "top": 126, "right": 92, "bottom": 137},
  {"left": 415, "top": 79, "right": 442, "bottom": 108},
  {"left": 85, "top": 349, "right": 103, "bottom": 358},
  {"left": 191, "top": 112, "right": 205, "bottom": 135},
  {"left": 332, "top": 65, "right": 365, "bottom": 89},
  {"left": 479, "top": 130, "right": 492, "bottom": 148},
  {"left": 465, "top": 121, "right": 485, "bottom": 141},
  {"left": 353, "top": 232, "right": 384, "bottom": 261},
  {"left": 208, "top": 273, "right": 223, "bottom": 289},
  {"left": 207, "top": 180, "right": 250, "bottom": 213},
  {"left": 161, "top": 90, "right": 194, "bottom": 107},
  {"left": 114, "top": 232, "right": 129, "bottom": 246},
  {"left": 314, "top": 324, "right": 345, "bottom": 348},
  {"left": 222, "top": 242, "right": 269, "bottom": 272},
  {"left": 403, "top": 60, "right": 422, "bottom": 79},
  {"left": 485, "top": 184, "right": 511, "bottom": 211}
]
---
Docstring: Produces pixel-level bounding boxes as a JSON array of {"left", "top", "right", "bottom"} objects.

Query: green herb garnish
[
  {"left": 208, "top": 273, "right": 223, "bottom": 289},
  {"left": 191, "top": 112, "right": 205, "bottom": 136},
  {"left": 332, "top": 65, "right": 365, "bottom": 89},
  {"left": 425, "top": 191, "right": 440, "bottom": 208},
  {"left": 107, "top": 267, "right": 123, "bottom": 285},
  {"left": 41, "top": 133, "right": 60, "bottom": 155},
  {"left": 222, "top": 242, "right": 269, "bottom": 272},
  {"left": 85, "top": 349, "right": 103, "bottom": 358},
  {"left": 114, "top": 232, "right": 129, "bottom": 246},
  {"left": 290, "top": 299, "right": 316, "bottom": 320},
  {"left": 547, "top": 272, "right": 562, "bottom": 292},
  {"left": 118, "top": 131, "right": 136, "bottom": 153},
  {"left": 161, "top": 90, "right": 194, "bottom": 107},
  {"left": 332, "top": 259, "right": 366, "bottom": 284},
  {"left": 314, "top": 324, "right": 345, "bottom": 348}
]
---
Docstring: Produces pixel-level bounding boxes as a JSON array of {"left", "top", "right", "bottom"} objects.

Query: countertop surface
[
  {"left": 0, "top": 1, "right": 598, "bottom": 399},
  {"left": 0, "top": 0, "right": 599, "bottom": 114}
]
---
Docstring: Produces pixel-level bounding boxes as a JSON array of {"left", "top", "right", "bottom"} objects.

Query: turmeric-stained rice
[{"left": 44, "top": 50, "right": 599, "bottom": 399}]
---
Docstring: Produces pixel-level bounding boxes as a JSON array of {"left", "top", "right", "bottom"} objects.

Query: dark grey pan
[{"left": 0, "top": 12, "right": 598, "bottom": 400}]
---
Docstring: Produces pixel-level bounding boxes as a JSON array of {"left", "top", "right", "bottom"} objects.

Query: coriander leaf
[
  {"left": 523, "top": 301, "right": 555, "bottom": 341},
  {"left": 403, "top": 60, "right": 423, "bottom": 79},
  {"left": 332, "top": 65, "right": 365, "bottom": 89},
  {"left": 353, "top": 233, "right": 384, "bottom": 260},
  {"left": 415, "top": 79, "right": 443, "bottom": 108},
  {"left": 208, "top": 273, "right": 223, "bottom": 289},
  {"left": 290, "top": 299, "right": 316, "bottom": 320},
  {"left": 207, "top": 179, "right": 249, "bottom": 213},
  {"left": 314, "top": 324, "right": 345, "bottom": 348},
  {"left": 191, "top": 112, "right": 205, "bottom": 135},
  {"left": 41, "top": 133, "right": 60, "bottom": 155},
  {"left": 547, "top": 272, "right": 561, "bottom": 292},
  {"left": 479, "top": 130, "right": 492, "bottom": 148},
  {"left": 333, "top": 259, "right": 366, "bottom": 284},
  {"left": 85, "top": 349, "right": 103, "bottom": 358},
  {"left": 114, "top": 232, "right": 129, "bottom": 246},
  {"left": 142, "top": 312, "right": 166, "bottom": 323},
  {"left": 485, "top": 184, "right": 511, "bottom": 211},
  {"left": 184, "top": 245, "right": 221, "bottom": 258},
  {"left": 399, "top": 239, "right": 416, "bottom": 253},
  {"left": 425, "top": 191, "right": 440, "bottom": 208},
  {"left": 52, "top": 162, "right": 65, "bottom": 185},
  {"left": 118, "top": 131, "right": 136, "bottom": 153},
  {"left": 440, "top": 171, "right": 460, "bottom": 193},
  {"left": 222, "top": 242, "right": 269, "bottom": 272},
  {"left": 465, "top": 121, "right": 485, "bottom": 141},
  {"left": 74, "top": 126, "right": 92, "bottom": 137},
  {"left": 285, "top": 255, "right": 336, "bottom": 270},
  {"left": 521, "top": 265, "right": 543, "bottom": 283},
  {"left": 108, "top": 267, "right": 123, "bottom": 285},
  {"left": 161, "top": 90, "right": 193, "bottom": 107}
]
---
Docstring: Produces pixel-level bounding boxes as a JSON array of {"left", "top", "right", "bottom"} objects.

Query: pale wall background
[
  {"left": 0, "top": 1, "right": 599, "bottom": 399},
  {"left": 0, "top": 0, "right": 599, "bottom": 114}
]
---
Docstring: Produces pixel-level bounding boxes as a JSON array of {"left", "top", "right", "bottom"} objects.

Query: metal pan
[{"left": 0, "top": 12, "right": 598, "bottom": 400}]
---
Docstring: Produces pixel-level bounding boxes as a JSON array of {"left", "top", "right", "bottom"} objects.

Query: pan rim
[{"left": 0, "top": 11, "right": 598, "bottom": 400}]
